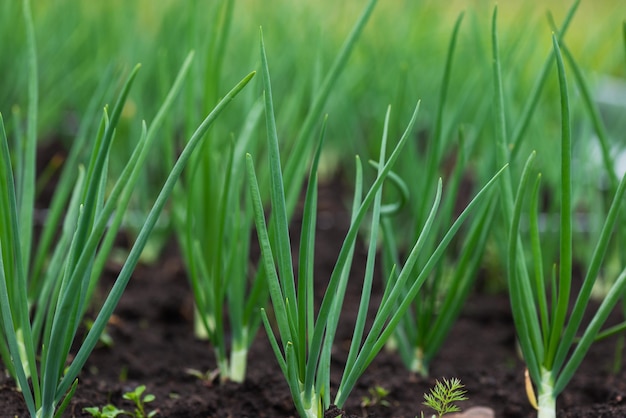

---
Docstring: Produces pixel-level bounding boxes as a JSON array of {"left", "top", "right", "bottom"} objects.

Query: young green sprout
[
  {"left": 122, "top": 385, "right": 158, "bottom": 418},
  {"left": 361, "top": 385, "right": 391, "bottom": 408},
  {"left": 83, "top": 405, "right": 126, "bottom": 418},
  {"left": 84, "top": 385, "right": 157, "bottom": 418},
  {"left": 422, "top": 378, "right": 468, "bottom": 418}
]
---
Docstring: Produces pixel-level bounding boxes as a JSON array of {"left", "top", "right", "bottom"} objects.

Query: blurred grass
[
  {"left": 1, "top": 0, "right": 624, "bottom": 206},
  {"left": 2, "top": 1, "right": 622, "bottom": 132}
]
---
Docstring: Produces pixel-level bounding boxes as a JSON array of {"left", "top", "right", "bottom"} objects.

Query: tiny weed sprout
[
  {"left": 493, "top": 7, "right": 626, "bottom": 418},
  {"left": 84, "top": 385, "right": 157, "bottom": 418},
  {"left": 360, "top": 385, "right": 391, "bottom": 408},
  {"left": 122, "top": 385, "right": 158, "bottom": 418},
  {"left": 84, "top": 405, "right": 126, "bottom": 418},
  {"left": 421, "top": 377, "right": 468, "bottom": 418}
]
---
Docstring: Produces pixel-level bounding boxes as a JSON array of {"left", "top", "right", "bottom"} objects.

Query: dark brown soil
[{"left": 2, "top": 175, "right": 626, "bottom": 417}]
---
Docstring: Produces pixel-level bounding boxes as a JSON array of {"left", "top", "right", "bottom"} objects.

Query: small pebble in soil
[{"left": 447, "top": 406, "right": 495, "bottom": 418}]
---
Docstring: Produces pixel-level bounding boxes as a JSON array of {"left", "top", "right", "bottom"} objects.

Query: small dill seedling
[{"left": 422, "top": 377, "right": 468, "bottom": 418}]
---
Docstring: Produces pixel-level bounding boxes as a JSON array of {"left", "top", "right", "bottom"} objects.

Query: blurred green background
[{"left": 1, "top": 0, "right": 623, "bottom": 149}]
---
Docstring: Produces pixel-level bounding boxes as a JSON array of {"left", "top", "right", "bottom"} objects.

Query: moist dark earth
[{"left": 2, "top": 154, "right": 626, "bottom": 417}]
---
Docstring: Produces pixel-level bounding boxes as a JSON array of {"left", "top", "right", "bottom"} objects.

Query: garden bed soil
[{"left": 2, "top": 172, "right": 626, "bottom": 417}]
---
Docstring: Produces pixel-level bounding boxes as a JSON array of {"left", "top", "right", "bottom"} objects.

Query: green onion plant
[
  {"left": 379, "top": 12, "right": 498, "bottom": 377},
  {"left": 0, "top": 3, "right": 254, "bottom": 416},
  {"left": 501, "top": 22, "right": 626, "bottom": 418},
  {"left": 486, "top": 0, "right": 581, "bottom": 280},
  {"left": 246, "top": 30, "right": 506, "bottom": 418},
  {"left": 169, "top": 0, "right": 263, "bottom": 384},
  {"left": 173, "top": 0, "right": 378, "bottom": 384},
  {"left": 173, "top": 101, "right": 265, "bottom": 384},
  {"left": 552, "top": 17, "right": 626, "bottom": 297}
]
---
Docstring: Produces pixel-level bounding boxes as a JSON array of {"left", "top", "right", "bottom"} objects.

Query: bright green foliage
[
  {"left": 0, "top": 0, "right": 623, "bottom": 416},
  {"left": 422, "top": 378, "right": 468, "bottom": 418}
]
